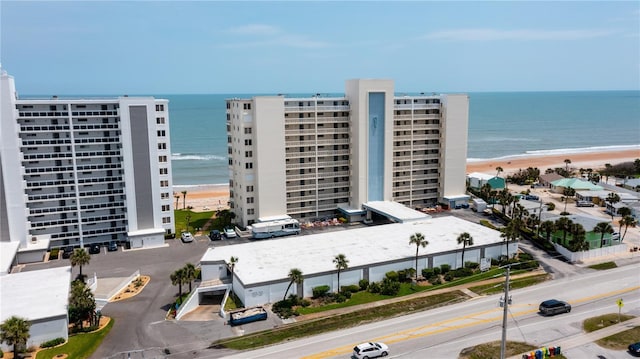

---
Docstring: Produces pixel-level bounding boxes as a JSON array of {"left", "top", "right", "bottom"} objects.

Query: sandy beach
[{"left": 178, "top": 148, "right": 639, "bottom": 212}]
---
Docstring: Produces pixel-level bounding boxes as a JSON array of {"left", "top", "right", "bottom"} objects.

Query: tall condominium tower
[
  {"left": 226, "top": 79, "right": 469, "bottom": 227},
  {"left": 0, "top": 71, "right": 175, "bottom": 261}
]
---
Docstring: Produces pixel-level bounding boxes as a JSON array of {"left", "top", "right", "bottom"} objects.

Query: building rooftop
[
  {"left": 363, "top": 201, "right": 430, "bottom": 223},
  {"left": 0, "top": 242, "right": 20, "bottom": 276},
  {"left": 201, "top": 216, "right": 503, "bottom": 285},
  {"left": 0, "top": 266, "right": 71, "bottom": 322}
]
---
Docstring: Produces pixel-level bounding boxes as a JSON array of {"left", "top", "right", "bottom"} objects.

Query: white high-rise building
[
  {"left": 0, "top": 70, "right": 175, "bottom": 264},
  {"left": 226, "top": 79, "right": 469, "bottom": 227}
]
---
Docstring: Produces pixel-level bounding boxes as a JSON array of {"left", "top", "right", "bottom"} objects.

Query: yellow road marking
[{"left": 301, "top": 285, "right": 640, "bottom": 359}]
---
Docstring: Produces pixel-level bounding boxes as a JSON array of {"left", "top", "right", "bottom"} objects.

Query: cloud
[
  {"left": 423, "top": 28, "right": 617, "bottom": 41},
  {"left": 223, "top": 24, "right": 330, "bottom": 49}
]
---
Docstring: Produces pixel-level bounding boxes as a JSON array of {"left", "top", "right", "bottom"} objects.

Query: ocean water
[{"left": 161, "top": 91, "right": 639, "bottom": 186}]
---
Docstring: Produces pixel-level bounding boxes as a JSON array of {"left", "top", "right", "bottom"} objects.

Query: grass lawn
[
  {"left": 36, "top": 318, "right": 114, "bottom": 359},
  {"left": 468, "top": 274, "right": 550, "bottom": 295},
  {"left": 174, "top": 210, "right": 215, "bottom": 233},
  {"left": 583, "top": 313, "right": 638, "bottom": 350},
  {"left": 588, "top": 261, "right": 618, "bottom": 270},
  {"left": 459, "top": 341, "right": 567, "bottom": 359}
]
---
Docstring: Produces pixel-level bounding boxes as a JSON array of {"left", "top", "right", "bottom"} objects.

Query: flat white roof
[
  {"left": 467, "top": 172, "right": 495, "bottom": 180},
  {"left": 0, "top": 266, "right": 71, "bottom": 322},
  {"left": 128, "top": 228, "right": 165, "bottom": 236},
  {"left": 257, "top": 215, "right": 293, "bottom": 222},
  {"left": 363, "top": 201, "right": 430, "bottom": 223},
  {"left": 201, "top": 216, "right": 503, "bottom": 285},
  {"left": 0, "top": 242, "right": 20, "bottom": 275}
]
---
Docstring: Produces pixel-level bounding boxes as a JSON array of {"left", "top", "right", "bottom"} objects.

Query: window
[
  {"left": 244, "top": 127, "right": 252, "bottom": 134},
  {"left": 247, "top": 197, "right": 254, "bottom": 204},
  {"left": 162, "top": 205, "right": 170, "bottom": 211},
  {"left": 156, "top": 117, "right": 165, "bottom": 124},
  {"left": 157, "top": 130, "right": 166, "bottom": 137},
  {"left": 245, "top": 151, "right": 252, "bottom": 158},
  {"left": 158, "top": 143, "right": 167, "bottom": 150},
  {"left": 161, "top": 192, "right": 170, "bottom": 199},
  {"left": 162, "top": 216, "right": 171, "bottom": 223},
  {"left": 159, "top": 168, "right": 168, "bottom": 175},
  {"left": 243, "top": 103, "right": 251, "bottom": 110},
  {"left": 155, "top": 104, "right": 165, "bottom": 111},
  {"left": 245, "top": 162, "right": 253, "bottom": 169},
  {"left": 160, "top": 180, "right": 169, "bottom": 187},
  {"left": 245, "top": 139, "right": 252, "bottom": 146},
  {"left": 247, "top": 186, "right": 254, "bottom": 192},
  {"left": 247, "top": 208, "right": 255, "bottom": 215},
  {"left": 159, "top": 155, "right": 167, "bottom": 163}
]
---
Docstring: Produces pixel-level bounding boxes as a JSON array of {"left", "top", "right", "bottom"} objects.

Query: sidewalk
[{"left": 507, "top": 316, "right": 640, "bottom": 359}]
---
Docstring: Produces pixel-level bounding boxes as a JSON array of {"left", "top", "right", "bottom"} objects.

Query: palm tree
[
  {"left": 620, "top": 215, "right": 637, "bottom": 242},
  {"left": 593, "top": 222, "right": 614, "bottom": 248},
  {"left": 540, "top": 220, "right": 556, "bottom": 243},
  {"left": 616, "top": 207, "right": 631, "bottom": 233},
  {"left": 70, "top": 248, "right": 91, "bottom": 282},
  {"left": 283, "top": 268, "right": 304, "bottom": 300},
  {"left": 170, "top": 268, "right": 186, "bottom": 298},
  {"left": 0, "top": 316, "right": 31, "bottom": 359},
  {"left": 229, "top": 256, "right": 238, "bottom": 297},
  {"left": 456, "top": 232, "right": 473, "bottom": 268},
  {"left": 562, "top": 186, "right": 576, "bottom": 212},
  {"left": 564, "top": 158, "right": 572, "bottom": 173},
  {"left": 605, "top": 193, "right": 621, "bottom": 220},
  {"left": 69, "top": 280, "right": 96, "bottom": 329},
  {"left": 182, "top": 190, "right": 188, "bottom": 209},
  {"left": 554, "top": 217, "right": 573, "bottom": 246},
  {"left": 174, "top": 193, "right": 180, "bottom": 209},
  {"left": 496, "top": 166, "right": 504, "bottom": 177},
  {"left": 183, "top": 263, "right": 197, "bottom": 293},
  {"left": 569, "top": 223, "right": 588, "bottom": 251},
  {"left": 333, "top": 254, "right": 349, "bottom": 293},
  {"left": 500, "top": 219, "right": 520, "bottom": 259},
  {"left": 409, "top": 232, "right": 429, "bottom": 281}
]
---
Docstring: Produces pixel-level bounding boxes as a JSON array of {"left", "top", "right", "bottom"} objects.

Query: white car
[
  {"left": 224, "top": 227, "right": 237, "bottom": 239},
  {"left": 180, "top": 231, "right": 194, "bottom": 243},
  {"left": 353, "top": 342, "right": 389, "bottom": 359}
]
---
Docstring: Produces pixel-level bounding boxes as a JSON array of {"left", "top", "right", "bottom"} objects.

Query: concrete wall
[
  {"left": 439, "top": 94, "right": 469, "bottom": 200},
  {"left": 0, "top": 315, "right": 69, "bottom": 352}
]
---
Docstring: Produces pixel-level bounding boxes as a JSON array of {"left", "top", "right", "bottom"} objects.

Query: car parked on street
[
  {"left": 181, "top": 231, "right": 194, "bottom": 243},
  {"left": 629, "top": 341, "right": 640, "bottom": 356},
  {"left": 576, "top": 200, "right": 595, "bottom": 207},
  {"left": 353, "top": 342, "right": 389, "bottom": 359},
  {"left": 539, "top": 299, "right": 571, "bottom": 316}
]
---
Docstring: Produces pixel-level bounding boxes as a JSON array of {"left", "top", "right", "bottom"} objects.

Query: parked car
[
  {"left": 612, "top": 232, "right": 620, "bottom": 240},
  {"left": 61, "top": 246, "right": 74, "bottom": 259},
  {"left": 353, "top": 342, "right": 389, "bottom": 359},
  {"left": 224, "top": 227, "right": 237, "bottom": 239},
  {"left": 180, "top": 231, "right": 194, "bottom": 243},
  {"left": 628, "top": 341, "right": 640, "bottom": 356},
  {"left": 576, "top": 200, "right": 595, "bottom": 207},
  {"left": 209, "top": 229, "right": 222, "bottom": 241},
  {"left": 539, "top": 299, "right": 571, "bottom": 316},
  {"left": 107, "top": 241, "right": 118, "bottom": 252},
  {"left": 89, "top": 244, "right": 101, "bottom": 254}
]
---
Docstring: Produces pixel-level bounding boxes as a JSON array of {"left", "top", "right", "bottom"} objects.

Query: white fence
[{"left": 553, "top": 243, "right": 627, "bottom": 263}]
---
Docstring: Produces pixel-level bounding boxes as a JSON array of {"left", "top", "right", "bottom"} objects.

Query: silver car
[
  {"left": 180, "top": 231, "right": 194, "bottom": 243},
  {"left": 353, "top": 342, "right": 389, "bottom": 359}
]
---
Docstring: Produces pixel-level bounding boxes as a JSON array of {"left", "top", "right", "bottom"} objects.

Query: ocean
[{"left": 161, "top": 91, "right": 639, "bottom": 187}]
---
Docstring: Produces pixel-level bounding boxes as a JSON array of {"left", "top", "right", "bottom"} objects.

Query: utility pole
[{"left": 500, "top": 265, "right": 511, "bottom": 359}]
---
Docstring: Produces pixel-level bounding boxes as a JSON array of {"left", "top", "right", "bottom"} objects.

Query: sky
[{"left": 1, "top": 1, "right": 639, "bottom": 95}]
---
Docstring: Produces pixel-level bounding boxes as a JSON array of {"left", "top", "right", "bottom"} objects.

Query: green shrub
[
  {"left": 385, "top": 271, "right": 399, "bottom": 282},
  {"left": 433, "top": 267, "right": 442, "bottom": 275},
  {"left": 422, "top": 268, "right": 434, "bottom": 278},
  {"left": 404, "top": 268, "right": 416, "bottom": 281},
  {"left": 397, "top": 269, "right": 406, "bottom": 279},
  {"left": 428, "top": 275, "right": 441, "bottom": 285},
  {"left": 546, "top": 202, "right": 556, "bottom": 211},
  {"left": 440, "top": 264, "right": 451, "bottom": 274},
  {"left": 335, "top": 294, "right": 347, "bottom": 303},
  {"left": 518, "top": 252, "right": 533, "bottom": 261},
  {"left": 358, "top": 279, "right": 369, "bottom": 291},
  {"left": 454, "top": 267, "right": 473, "bottom": 277},
  {"left": 300, "top": 299, "right": 311, "bottom": 307},
  {"left": 368, "top": 281, "right": 381, "bottom": 293},
  {"left": 340, "top": 285, "right": 360, "bottom": 293},
  {"left": 40, "top": 337, "right": 65, "bottom": 348},
  {"left": 464, "top": 261, "right": 479, "bottom": 269},
  {"left": 312, "top": 285, "right": 330, "bottom": 298},
  {"left": 444, "top": 272, "right": 455, "bottom": 282},
  {"left": 380, "top": 278, "right": 401, "bottom": 295},
  {"left": 49, "top": 248, "right": 60, "bottom": 260}
]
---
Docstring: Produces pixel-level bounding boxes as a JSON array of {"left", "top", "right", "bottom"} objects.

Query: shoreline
[{"left": 176, "top": 148, "right": 639, "bottom": 212}]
